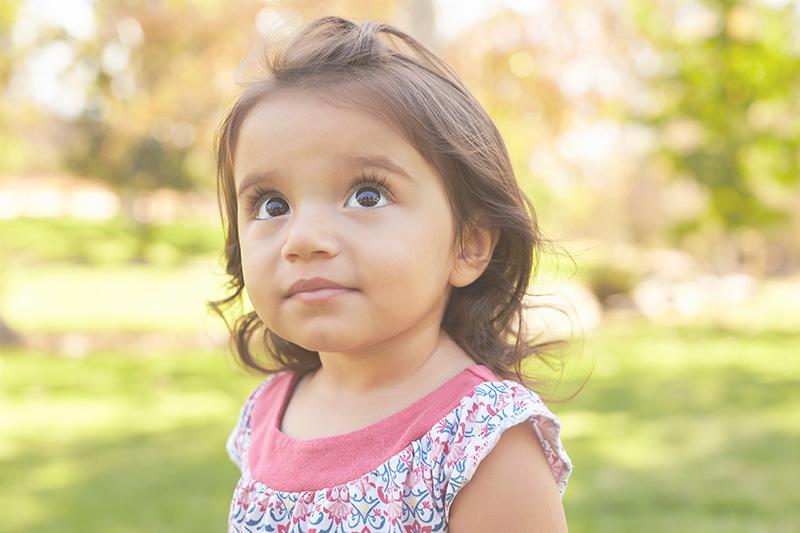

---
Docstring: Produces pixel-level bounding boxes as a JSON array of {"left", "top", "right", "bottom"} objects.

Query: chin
[{"left": 291, "top": 331, "right": 357, "bottom": 353}]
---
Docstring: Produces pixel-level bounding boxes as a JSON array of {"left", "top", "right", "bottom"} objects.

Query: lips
[{"left": 286, "top": 277, "right": 353, "bottom": 298}]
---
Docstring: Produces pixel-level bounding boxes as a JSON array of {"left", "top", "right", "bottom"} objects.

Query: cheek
[
  {"left": 238, "top": 233, "right": 279, "bottom": 311},
  {"left": 362, "top": 215, "right": 454, "bottom": 295},
  {"left": 238, "top": 234, "right": 257, "bottom": 286}
]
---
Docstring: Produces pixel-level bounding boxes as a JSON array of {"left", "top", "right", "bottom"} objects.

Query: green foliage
[
  {"left": 0, "top": 0, "right": 25, "bottom": 172},
  {"left": 42, "top": 1, "right": 265, "bottom": 196},
  {"left": 0, "top": 0, "right": 19, "bottom": 31},
  {"left": 0, "top": 126, "right": 31, "bottom": 172},
  {"left": 62, "top": 119, "right": 204, "bottom": 195},
  {"left": 629, "top": 0, "right": 800, "bottom": 237},
  {"left": 581, "top": 262, "right": 642, "bottom": 305},
  {"left": 0, "top": 216, "right": 223, "bottom": 266}
]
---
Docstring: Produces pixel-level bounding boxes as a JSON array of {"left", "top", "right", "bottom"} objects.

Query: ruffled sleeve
[
  {"left": 226, "top": 374, "right": 281, "bottom": 472},
  {"left": 440, "top": 380, "right": 573, "bottom": 517}
]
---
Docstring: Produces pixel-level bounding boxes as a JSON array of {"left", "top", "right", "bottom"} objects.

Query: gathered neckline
[
  {"left": 271, "top": 364, "right": 487, "bottom": 446},
  {"left": 246, "top": 362, "right": 503, "bottom": 491}
]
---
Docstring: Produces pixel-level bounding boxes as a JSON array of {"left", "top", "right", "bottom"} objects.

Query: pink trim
[{"left": 248, "top": 364, "right": 499, "bottom": 491}]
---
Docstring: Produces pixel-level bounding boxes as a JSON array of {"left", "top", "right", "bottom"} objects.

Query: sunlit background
[{"left": 1, "top": 0, "right": 799, "bottom": 531}]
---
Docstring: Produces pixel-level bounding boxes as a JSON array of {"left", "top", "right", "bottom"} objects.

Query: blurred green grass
[
  {"left": 0, "top": 216, "right": 223, "bottom": 266},
  {"left": 0, "top": 216, "right": 231, "bottom": 334},
  {"left": 0, "top": 216, "right": 577, "bottom": 335},
  {"left": 1, "top": 217, "right": 798, "bottom": 531},
  {"left": 560, "top": 320, "right": 800, "bottom": 532},
  {"left": 1, "top": 322, "right": 798, "bottom": 532},
  {"left": 2, "top": 261, "right": 228, "bottom": 333},
  {"left": 0, "top": 347, "right": 262, "bottom": 533}
]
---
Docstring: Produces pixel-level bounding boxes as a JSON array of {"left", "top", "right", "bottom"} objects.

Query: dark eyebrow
[
  {"left": 236, "top": 153, "right": 415, "bottom": 198},
  {"left": 344, "top": 154, "right": 414, "bottom": 182},
  {"left": 236, "top": 169, "right": 282, "bottom": 199}
]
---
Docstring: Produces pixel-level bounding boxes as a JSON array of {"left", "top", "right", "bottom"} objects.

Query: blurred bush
[
  {"left": 582, "top": 262, "right": 642, "bottom": 306},
  {"left": 1, "top": 217, "right": 222, "bottom": 266}
]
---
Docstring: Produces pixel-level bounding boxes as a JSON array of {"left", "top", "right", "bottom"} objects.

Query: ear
[{"left": 449, "top": 216, "right": 500, "bottom": 288}]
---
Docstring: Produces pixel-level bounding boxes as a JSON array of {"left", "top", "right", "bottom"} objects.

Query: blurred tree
[
  {"left": 7, "top": 0, "right": 405, "bottom": 260},
  {"left": 0, "top": 0, "right": 28, "bottom": 173},
  {"left": 0, "top": 0, "right": 18, "bottom": 86},
  {"left": 630, "top": 0, "right": 800, "bottom": 271},
  {"left": 58, "top": 0, "right": 266, "bottom": 259},
  {"left": 437, "top": 5, "right": 571, "bottom": 225},
  {"left": 0, "top": 0, "right": 22, "bottom": 343}
]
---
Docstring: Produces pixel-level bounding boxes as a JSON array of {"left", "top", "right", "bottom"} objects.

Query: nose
[{"left": 280, "top": 202, "right": 340, "bottom": 261}]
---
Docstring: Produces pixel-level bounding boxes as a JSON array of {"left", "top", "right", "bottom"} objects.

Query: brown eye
[
  {"left": 259, "top": 197, "right": 289, "bottom": 219},
  {"left": 354, "top": 187, "right": 382, "bottom": 207},
  {"left": 345, "top": 184, "right": 390, "bottom": 209}
]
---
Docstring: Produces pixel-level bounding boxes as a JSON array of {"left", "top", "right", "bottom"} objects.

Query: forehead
[{"left": 233, "top": 89, "right": 420, "bottom": 183}]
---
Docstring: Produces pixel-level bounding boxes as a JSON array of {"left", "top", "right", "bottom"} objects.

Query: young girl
[{"left": 210, "top": 15, "right": 574, "bottom": 532}]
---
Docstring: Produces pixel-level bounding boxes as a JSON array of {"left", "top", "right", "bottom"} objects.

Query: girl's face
[{"left": 233, "top": 90, "right": 460, "bottom": 354}]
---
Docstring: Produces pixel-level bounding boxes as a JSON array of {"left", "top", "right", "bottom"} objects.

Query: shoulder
[
  {"left": 241, "top": 371, "right": 286, "bottom": 409},
  {"left": 225, "top": 371, "right": 287, "bottom": 470},
  {"left": 435, "top": 379, "right": 573, "bottom": 531},
  {"left": 447, "top": 420, "right": 569, "bottom": 532}
]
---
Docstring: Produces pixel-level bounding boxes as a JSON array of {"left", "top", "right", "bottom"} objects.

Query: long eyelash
[
  {"left": 352, "top": 169, "right": 392, "bottom": 201},
  {"left": 242, "top": 170, "right": 393, "bottom": 219},
  {"left": 241, "top": 184, "right": 278, "bottom": 218}
]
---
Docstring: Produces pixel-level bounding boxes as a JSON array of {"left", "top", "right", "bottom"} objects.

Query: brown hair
[{"left": 208, "top": 15, "right": 585, "bottom": 401}]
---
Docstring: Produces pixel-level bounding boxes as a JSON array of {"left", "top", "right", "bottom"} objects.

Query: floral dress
[{"left": 226, "top": 364, "right": 573, "bottom": 532}]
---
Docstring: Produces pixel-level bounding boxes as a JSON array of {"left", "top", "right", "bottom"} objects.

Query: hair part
[{"left": 208, "top": 15, "right": 587, "bottom": 402}]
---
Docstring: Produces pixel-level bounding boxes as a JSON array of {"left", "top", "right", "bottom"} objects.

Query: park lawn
[
  {"left": 0, "top": 346, "right": 265, "bottom": 533},
  {"left": 1, "top": 260, "right": 232, "bottom": 334},
  {"left": 1, "top": 320, "right": 798, "bottom": 532},
  {"left": 0, "top": 216, "right": 223, "bottom": 266},
  {"left": 559, "top": 318, "right": 799, "bottom": 532},
  {"left": 0, "top": 247, "right": 579, "bottom": 335}
]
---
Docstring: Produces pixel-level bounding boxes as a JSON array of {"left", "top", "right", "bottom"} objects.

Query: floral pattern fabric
[{"left": 226, "top": 373, "right": 573, "bottom": 532}]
